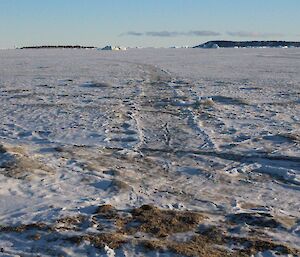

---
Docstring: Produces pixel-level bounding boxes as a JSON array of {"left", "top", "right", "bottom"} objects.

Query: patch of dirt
[
  {"left": 95, "top": 204, "right": 119, "bottom": 219},
  {"left": 126, "top": 204, "right": 206, "bottom": 237},
  {"left": 168, "top": 235, "right": 236, "bottom": 257},
  {"left": 55, "top": 215, "right": 87, "bottom": 231},
  {"left": 1, "top": 205, "right": 299, "bottom": 257},
  {"left": 0, "top": 223, "right": 51, "bottom": 233},
  {"left": 232, "top": 236, "right": 298, "bottom": 256},
  {"left": 226, "top": 212, "right": 283, "bottom": 228},
  {"left": 68, "top": 233, "right": 127, "bottom": 249},
  {"left": 142, "top": 234, "right": 234, "bottom": 257},
  {"left": 94, "top": 204, "right": 127, "bottom": 230},
  {"left": 141, "top": 231, "right": 299, "bottom": 257},
  {"left": 0, "top": 143, "right": 54, "bottom": 179}
]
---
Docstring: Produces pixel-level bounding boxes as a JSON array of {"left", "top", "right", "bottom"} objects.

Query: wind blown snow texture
[{"left": 0, "top": 48, "right": 299, "bottom": 256}]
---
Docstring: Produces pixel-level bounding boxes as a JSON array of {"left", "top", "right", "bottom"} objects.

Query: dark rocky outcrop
[{"left": 194, "top": 41, "right": 300, "bottom": 48}]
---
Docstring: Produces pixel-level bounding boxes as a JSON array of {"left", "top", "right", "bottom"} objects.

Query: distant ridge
[
  {"left": 194, "top": 41, "right": 300, "bottom": 48},
  {"left": 19, "top": 45, "right": 96, "bottom": 49}
]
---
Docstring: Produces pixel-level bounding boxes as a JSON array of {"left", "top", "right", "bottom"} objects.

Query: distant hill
[
  {"left": 19, "top": 45, "right": 96, "bottom": 49},
  {"left": 194, "top": 41, "right": 300, "bottom": 48}
]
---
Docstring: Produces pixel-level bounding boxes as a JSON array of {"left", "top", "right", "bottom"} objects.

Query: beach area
[{"left": 0, "top": 48, "right": 299, "bottom": 256}]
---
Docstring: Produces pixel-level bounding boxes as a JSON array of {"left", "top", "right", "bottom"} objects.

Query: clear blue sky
[{"left": 0, "top": 0, "right": 299, "bottom": 48}]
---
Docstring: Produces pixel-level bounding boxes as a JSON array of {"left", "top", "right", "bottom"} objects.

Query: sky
[{"left": 0, "top": 0, "right": 299, "bottom": 48}]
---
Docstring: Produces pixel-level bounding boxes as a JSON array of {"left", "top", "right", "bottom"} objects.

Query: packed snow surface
[{"left": 0, "top": 48, "right": 299, "bottom": 256}]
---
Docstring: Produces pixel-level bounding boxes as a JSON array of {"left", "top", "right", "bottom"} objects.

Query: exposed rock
[{"left": 194, "top": 40, "right": 300, "bottom": 48}]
